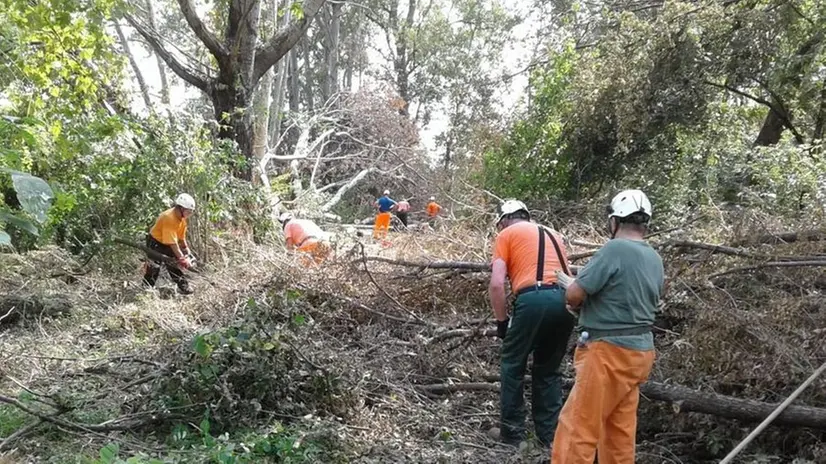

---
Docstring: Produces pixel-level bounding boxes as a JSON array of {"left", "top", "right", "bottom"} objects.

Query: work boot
[{"left": 177, "top": 282, "right": 194, "bottom": 295}]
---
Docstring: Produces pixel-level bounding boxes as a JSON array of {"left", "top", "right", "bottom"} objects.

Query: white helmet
[
  {"left": 174, "top": 193, "right": 196, "bottom": 210},
  {"left": 383, "top": 190, "right": 390, "bottom": 195},
  {"left": 429, "top": 196, "right": 435, "bottom": 201},
  {"left": 278, "top": 212, "right": 293, "bottom": 224},
  {"left": 497, "top": 199, "right": 529, "bottom": 224},
  {"left": 608, "top": 189, "right": 652, "bottom": 219}
]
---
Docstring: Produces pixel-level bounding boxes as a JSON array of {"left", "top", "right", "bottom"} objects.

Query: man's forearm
[
  {"left": 171, "top": 244, "right": 184, "bottom": 259},
  {"left": 489, "top": 285, "right": 508, "bottom": 321}
]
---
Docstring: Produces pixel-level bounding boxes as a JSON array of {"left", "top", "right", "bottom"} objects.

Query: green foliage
[
  {"left": 88, "top": 422, "right": 336, "bottom": 464},
  {"left": 482, "top": 0, "right": 826, "bottom": 223},
  {"left": 0, "top": 167, "right": 55, "bottom": 247},
  {"left": 0, "top": 403, "right": 29, "bottom": 437},
  {"left": 148, "top": 293, "right": 347, "bottom": 433}
]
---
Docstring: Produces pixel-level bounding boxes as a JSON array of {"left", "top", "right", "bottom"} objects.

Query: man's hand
[
  {"left": 177, "top": 256, "right": 192, "bottom": 269},
  {"left": 497, "top": 318, "right": 510, "bottom": 339}
]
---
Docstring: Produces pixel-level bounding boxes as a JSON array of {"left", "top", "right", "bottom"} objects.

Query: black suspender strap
[
  {"left": 537, "top": 225, "right": 547, "bottom": 283},
  {"left": 536, "top": 225, "right": 571, "bottom": 285}
]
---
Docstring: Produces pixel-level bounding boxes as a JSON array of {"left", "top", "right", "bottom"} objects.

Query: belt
[
  {"left": 297, "top": 235, "right": 320, "bottom": 247},
  {"left": 515, "top": 283, "right": 559, "bottom": 297},
  {"left": 581, "top": 326, "right": 652, "bottom": 339}
]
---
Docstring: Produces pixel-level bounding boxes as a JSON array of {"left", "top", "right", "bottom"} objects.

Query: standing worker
[
  {"left": 551, "top": 189, "right": 663, "bottom": 464},
  {"left": 425, "top": 196, "right": 442, "bottom": 228},
  {"left": 489, "top": 200, "right": 575, "bottom": 449},
  {"left": 279, "top": 213, "right": 331, "bottom": 265},
  {"left": 395, "top": 198, "right": 411, "bottom": 230},
  {"left": 142, "top": 193, "right": 196, "bottom": 295},
  {"left": 373, "top": 190, "right": 396, "bottom": 239}
]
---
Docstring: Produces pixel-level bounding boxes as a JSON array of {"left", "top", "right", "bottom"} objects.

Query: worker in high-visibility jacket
[
  {"left": 425, "top": 196, "right": 442, "bottom": 228},
  {"left": 142, "top": 193, "right": 196, "bottom": 294},
  {"left": 489, "top": 200, "right": 575, "bottom": 449},
  {"left": 373, "top": 190, "right": 396, "bottom": 239},
  {"left": 551, "top": 189, "right": 664, "bottom": 464},
  {"left": 279, "top": 213, "right": 331, "bottom": 265}
]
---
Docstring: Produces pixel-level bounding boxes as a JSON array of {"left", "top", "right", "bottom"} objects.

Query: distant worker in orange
[
  {"left": 373, "top": 190, "right": 396, "bottom": 239},
  {"left": 425, "top": 196, "right": 442, "bottom": 228},
  {"left": 142, "top": 193, "right": 196, "bottom": 295},
  {"left": 396, "top": 198, "right": 411, "bottom": 229},
  {"left": 489, "top": 200, "right": 574, "bottom": 449},
  {"left": 551, "top": 189, "right": 663, "bottom": 464},
  {"left": 279, "top": 213, "right": 331, "bottom": 265}
]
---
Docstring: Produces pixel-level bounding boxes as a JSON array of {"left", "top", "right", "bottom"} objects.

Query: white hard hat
[
  {"left": 608, "top": 189, "right": 652, "bottom": 219},
  {"left": 383, "top": 190, "right": 390, "bottom": 195},
  {"left": 429, "top": 196, "right": 435, "bottom": 201},
  {"left": 174, "top": 193, "right": 196, "bottom": 210},
  {"left": 497, "top": 199, "right": 529, "bottom": 224},
  {"left": 278, "top": 212, "right": 293, "bottom": 224}
]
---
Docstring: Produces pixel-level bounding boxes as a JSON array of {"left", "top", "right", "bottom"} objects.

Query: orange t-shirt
[
  {"left": 426, "top": 202, "right": 442, "bottom": 217},
  {"left": 492, "top": 221, "right": 569, "bottom": 293},
  {"left": 149, "top": 207, "right": 187, "bottom": 245},
  {"left": 284, "top": 219, "right": 324, "bottom": 248}
]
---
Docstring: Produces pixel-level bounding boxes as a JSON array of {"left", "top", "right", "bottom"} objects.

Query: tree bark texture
[{"left": 113, "top": 22, "right": 153, "bottom": 111}]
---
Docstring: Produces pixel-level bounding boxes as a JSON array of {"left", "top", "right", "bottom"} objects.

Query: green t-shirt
[{"left": 575, "top": 238, "right": 664, "bottom": 351}]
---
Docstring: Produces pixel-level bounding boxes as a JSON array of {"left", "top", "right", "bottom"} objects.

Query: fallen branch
[
  {"left": 428, "top": 328, "right": 497, "bottom": 344},
  {"left": 731, "top": 229, "right": 826, "bottom": 246},
  {"left": 358, "top": 244, "right": 430, "bottom": 326},
  {"left": 363, "top": 256, "right": 583, "bottom": 274},
  {"left": 709, "top": 260, "right": 826, "bottom": 279},
  {"left": 113, "top": 237, "right": 201, "bottom": 274},
  {"left": 419, "top": 378, "right": 826, "bottom": 429}
]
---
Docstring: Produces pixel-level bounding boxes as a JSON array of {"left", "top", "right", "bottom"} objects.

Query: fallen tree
[
  {"left": 418, "top": 378, "right": 826, "bottom": 430},
  {"left": 731, "top": 229, "right": 826, "bottom": 246}
]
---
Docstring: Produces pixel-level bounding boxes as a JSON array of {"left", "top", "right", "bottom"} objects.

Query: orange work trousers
[
  {"left": 551, "top": 341, "right": 655, "bottom": 464},
  {"left": 298, "top": 240, "right": 331, "bottom": 266},
  {"left": 373, "top": 212, "right": 391, "bottom": 239}
]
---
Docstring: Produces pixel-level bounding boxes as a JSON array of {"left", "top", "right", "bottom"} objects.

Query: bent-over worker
[
  {"left": 279, "top": 213, "right": 331, "bottom": 265},
  {"left": 489, "top": 200, "right": 575, "bottom": 448},
  {"left": 396, "top": 198, "right": 411, "bottom": 229},
  {"left": 142, "top": 193, "right": 196, "bottom": 295},
  {"left": 373, "top": 190, "right": 396, "bottom": 239},
  {"left": 551, "top": 189, "right": 663, "bottom": 464}
]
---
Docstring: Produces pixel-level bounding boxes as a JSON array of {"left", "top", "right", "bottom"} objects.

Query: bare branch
[
  {"left": 253, "top": 0, "right": 328, "bottom": 84},
  {"left": 176, "top": 0, "right": 229, "bottom": 62},
  {"left": 124, "top": 15, "right": 211, "bottom": 93}
]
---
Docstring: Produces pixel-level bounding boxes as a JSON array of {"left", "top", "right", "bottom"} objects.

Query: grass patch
[{"left": 0, "top": 403, "right": 29, "bottom": 437}]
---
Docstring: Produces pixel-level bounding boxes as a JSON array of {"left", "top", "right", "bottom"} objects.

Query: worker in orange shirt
[
  {"left": 551, "top": 190, "right": 663, "bottom": 464},
  {"left": 489, "top": 200, "right": 575, "bottom": 449},
  {"left": 373, "top": 190, "right": 396, "bottom": 239},
  {"left": 425, "top": 196, "right": 442, "bottom": 228},
  {"left": 142, "top": 193, "right": 196, "bottom": 294},
  {"left": 279, "top": 213, "right": 331, "bottom": 265}
]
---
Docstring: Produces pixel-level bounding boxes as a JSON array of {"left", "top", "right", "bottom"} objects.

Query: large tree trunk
[
  {"left": 321, "top": 2, "right": 341, "bottom": 102},
  {"left": 113, "top": 22, "right": 152, "bottom": 111},
  {"left": 814, "top": 79, "right": 826, "bottom": 142},
  {"left": 125, "top": 0, "right": 328, "bottom": 180},
  {"left": 268, "top": 2, "right": 291, "bottom": 148}
]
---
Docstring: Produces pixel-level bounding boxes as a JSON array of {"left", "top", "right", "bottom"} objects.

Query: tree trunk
[
  {"left": 268, "top": 3, "right": 291, "bottom": 148},
  {"left": 113, "top": 22, "right": 153, "bottom": 111},
  {"left": 302, "top": 38, "right": 315, "bottom": 112},
  {"left": 814, "top": 79, "right": 826, "bottom": 142},
  {"left": 753, "top": 32, "right": 824, "bottom": 146},
  {"left": 322, "top": 2, "right": 341, "bottom": 102},
  {"left": 288, "top": 48, "right": 301, "bottom": 112},
  {"left": 145, "top": 0, "right": 170, "bottom": 105}
]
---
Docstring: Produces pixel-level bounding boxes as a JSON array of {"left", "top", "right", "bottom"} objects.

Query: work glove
[
  {"left": 496, "top": 318, "right": 510, "bottom": 339},
  {"left": 177, "top": 256, "right": 192, "bottom": 269}
]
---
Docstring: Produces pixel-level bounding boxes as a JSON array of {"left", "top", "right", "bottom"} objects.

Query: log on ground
[{"left": 418, "top": 379, "right": 826, "bottom": 430}]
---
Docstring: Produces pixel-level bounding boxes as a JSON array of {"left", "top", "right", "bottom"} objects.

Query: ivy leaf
[
  {"left": 0, "top": 210, "right": 39, "bottom": 236},
  {"left": 3, "top": 169, "right": 54, "bottom": 224},
  {"left": 0, "top": 230, "right": 11, "bottom": 247},
  {"left": 99, "top": 442, "right": 119, "bottom": 463}
]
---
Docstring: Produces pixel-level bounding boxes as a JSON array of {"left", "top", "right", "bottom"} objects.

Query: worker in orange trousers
[
  {"left": 551, "top": 189, "right": 663, "bottom": 463},
  {"left": 373, "top": 190, "right": 397, "bottom": 239}
]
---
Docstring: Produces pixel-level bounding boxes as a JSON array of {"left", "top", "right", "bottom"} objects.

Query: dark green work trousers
[{"left": 500, "top": 286, "right": 574, "bottom": 446}]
